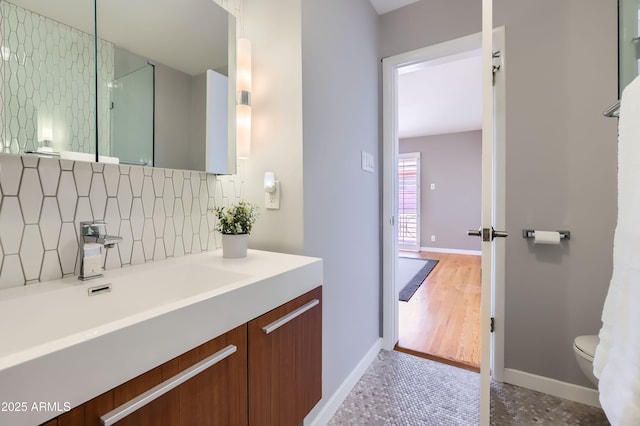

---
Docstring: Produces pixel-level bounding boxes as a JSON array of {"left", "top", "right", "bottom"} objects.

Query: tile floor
[{"left": 329, "top": 349, "right": 609, "bottom": 425}]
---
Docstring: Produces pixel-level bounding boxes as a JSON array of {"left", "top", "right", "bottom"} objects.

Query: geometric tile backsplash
[{"left": 0, "top": 154, "right": 244, "bottom": 289}]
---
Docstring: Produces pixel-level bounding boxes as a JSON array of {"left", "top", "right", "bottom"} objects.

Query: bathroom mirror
[
  {"left": 0, "top": 0, "right": 97, "bottom": 158},
  {"left": 95, "top": 0, "right": 236, "bottom": 173},
  {"left": 0, "top": 0, "right": 236, "bottom": 174}
]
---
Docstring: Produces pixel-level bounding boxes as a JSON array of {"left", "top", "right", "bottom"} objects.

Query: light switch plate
[
  {"left": 265, "top": 182, "right": 280, "bottom": 210},
  {"left": 361, "top": 151, "right": 375, "bottom": 173}
]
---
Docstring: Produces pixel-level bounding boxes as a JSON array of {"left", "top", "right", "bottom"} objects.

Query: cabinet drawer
[
  {"left": 54, "top": 324, "right": 247, "bottom": 426},
  {"left": 248, "top": 286, "right": 322, "bottom": 426}
]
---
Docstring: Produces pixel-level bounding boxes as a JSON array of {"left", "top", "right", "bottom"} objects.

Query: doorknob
[{"left": 467, "top": 227, "right": 508, "bottom": 241}]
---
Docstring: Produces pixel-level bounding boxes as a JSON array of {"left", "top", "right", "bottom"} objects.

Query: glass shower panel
[
  {"left": 619, "top": 0, "right": 640, "bottom": 95},
  {"left": 108, "top": 64, "right": 154, "bottom": 166}
]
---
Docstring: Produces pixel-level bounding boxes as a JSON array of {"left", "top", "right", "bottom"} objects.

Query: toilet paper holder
[{"left": 522, "top": 229, "right": 571, "bottom": 240}]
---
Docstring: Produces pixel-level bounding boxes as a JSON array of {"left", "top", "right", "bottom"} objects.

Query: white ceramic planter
[{"left": 222, "top": 233, "right": 249, "bottom": 258}]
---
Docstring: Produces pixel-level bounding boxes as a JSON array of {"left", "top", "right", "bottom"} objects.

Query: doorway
[{"left": 382, "top": 27, "right": 506, "bottom": 426}]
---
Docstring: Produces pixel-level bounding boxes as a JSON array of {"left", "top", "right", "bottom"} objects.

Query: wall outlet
[
  {"left": 430, "top": 235, "right": 436, "bottom": 242},
  {"left": 430, "top": 183, "right": 436, "bottom": 190},
  {"left": 265, "top": 182, "right": 280, "bottom": 210}
]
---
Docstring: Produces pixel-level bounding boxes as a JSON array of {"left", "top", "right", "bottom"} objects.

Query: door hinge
[
  {"left": 490, "top": 317, "right": 495, "bottom": 333},
  {"left": 492, "top": 50, "right": 502, "bottom": 85}
]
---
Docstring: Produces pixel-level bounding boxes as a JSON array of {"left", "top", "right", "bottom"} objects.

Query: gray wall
[
  {"left": 381, "top": 0, "right": 618, "bottom": 387},
  {"left": 154, "top": 64, "right": 192, "bottom": 170},
  {"left": 400, "top": 131, "right": 481, "bottom": 252},
  {"left": 302, "top": 0, "right": 380, "bottom": 418}
]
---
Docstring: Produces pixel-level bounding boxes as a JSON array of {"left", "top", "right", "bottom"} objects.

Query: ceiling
[
  {"left": 369, "top": 0, "right": 420, "bottom": 15},
  {"left": 398, "top": 49, "right": 482, "bottom": 139}
]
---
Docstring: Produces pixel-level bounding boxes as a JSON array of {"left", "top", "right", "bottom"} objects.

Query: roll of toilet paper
[{"left": 534, "top": 230, "right": 561, "bottom": 245}]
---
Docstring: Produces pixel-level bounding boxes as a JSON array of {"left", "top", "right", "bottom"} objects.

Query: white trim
[
  {"left": 503, "top": 368, "right": 601, "bottom": 408},
  {"left": 305, "top": 339, "right": 382, "bottom": 426},
  {"left": 419, "top": 246, "right": 481, "bottom": 256},
  {"left": 382, "top": 31, "right": 484, "bottom": 352}
]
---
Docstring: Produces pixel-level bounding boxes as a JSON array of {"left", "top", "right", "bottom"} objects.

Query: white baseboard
[
  {"left": 305, "top": 338, "right": 382, "bottom": 426},
  {"left": 504, "top": 368, "right": 601, "bottom": 408},
  {"left": 420, "top": 246, "right": 481, "bottom": 256}
]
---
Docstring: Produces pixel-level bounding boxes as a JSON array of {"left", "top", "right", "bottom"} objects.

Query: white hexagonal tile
[
  {"left": 18, "top": 168, "right": 42, "bottom": 224},
  {"left": 20, "top": 225, "right": 44, "bottom": 281},
  {"left": 104, "top": 198, "right": 120, "bottom": 236},
  {"left": 191, "top": 234, "right": 202, "bottom": 254},
  {"left": 207, "top": 175, "right": 217, "bottom": 198},
  {"left": 191, "top": 200, "right": 201, "bottom": 234},
  {"left": 59, "top": 159, "right": 74, "bottom": 171},
  {"left": 153, "top": 202, "right": 165, "bottom": 239},
  {"left": 173, "top": 201, "right": 184, "bottom": 237},
  {"left": 73, "top": 161, "right": 92, "bottom": 196},
  {"left": 152, "top": 169, "right": 165, "bottom": 197},
  {"left": 57, "top": 170, "right": 77, "bottom": 222},
  {"left": 40, "top": 250, "right": 62, "bottom": 282},
  {"left": 119, "top": 165, "right": 130, "bottom": 175},
  {"left": 22, "top": 155, "right": 39, "bottom": 168},
  {"left": 58, "top": 222, "right": 78, "bottom": 275},
  {"left": 199, "top": 181, "right": 209, "bottom": 214},
  {"left": 142, "top": 176, "right": 154, "bottom": 218},
  {"left": 103, "top": 164, "right": 120, "bottom": 197},
  {"left": 142, "top": 218, "right": 155, "bottom": 260},
  {"left": 0, "top": 197, "right": 24, "bottom": 254},
  {"left": 153, "top": 239, "right": 166, "bottom": 261},
  {"left": 208, "top": 229, "right": 218, "bottom": 252},
  {"left": 40, "top": 197, "right": 62, "bottom": 250},
  {"left": 89, "top": 173, "right": 107, "bottom": 220},
  {"left": 117, "top": 175, "right": 132, "bottom": 219},
  {"left": 163, "top": 178, "right": 175, "bottom": 219},
  {"left": 172, "top": 172, "right": 183, "bottom": 197},
  {"left": 182, "top": 217, "right": 193, "bottom": 253},
  {"left": 0, "top": 254, "right": 25, "bottom": 289},
  {"left": 143, "top": 166, "right": 152, "bottom": 177},
  {"left": 130, "top": 198, "right": 144, "bottom": 240},
  {"left": 91, "top": 163, "right": 104, "bottom": 173},
  {"left": 182, "top": 179, "right": 193, "bottom": 216},
  {"left": 129, "top": 166, "right": 144, "bottom": 197},
  {"left": 214, "top": 180, "right": 223, "bottom": 208},
  {"left": 38, "top": 157, "right": 60, "bottom": 196},
  {"left": 190, "top": 174, "right": 201, "bottom": 199},
  {"left": 131, "top": 241, "right": 145, "bottom": 265},
  {"left": 174, "top": 237, "right": 185, "bottom": 258},
  {"left": 163, "top": 220, "right": 176, "bottom": 257},
  {"left": 200, "top": 216, "right": 209, "bottom": 251},
  {"left": 0, "top": 154, "right": 23, "bottom": 196},
  {"left": 74, "top": 197, "right": 92, "bottom": 229},
  {"left": 118, "top": 220, "right": 133, "bottom": 265}
]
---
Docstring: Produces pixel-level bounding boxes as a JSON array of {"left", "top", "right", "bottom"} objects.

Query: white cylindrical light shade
[
  {"left": 236, "top": 38, "right": 251, "bottom": 159},
  {"left": 237, "top": 38, "right": 252, "bottom": 94},
  {"left": 237, "top": 104, "right": 251, "bottom": 159}
]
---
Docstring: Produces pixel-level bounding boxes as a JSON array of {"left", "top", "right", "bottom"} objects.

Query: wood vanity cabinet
[
  {"left": 248, "top": 286, "right": 322, "bottom": 426},
  {"left": 41, "top": 286, "right": 322, "bottom": 426}
]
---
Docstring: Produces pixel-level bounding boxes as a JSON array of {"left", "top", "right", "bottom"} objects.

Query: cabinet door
[
  {"left": 179, "top": 324, "right": 248, "bottom": 425},
  {"left": 248, "top": 286, "right": 322, "bottom": 426}
]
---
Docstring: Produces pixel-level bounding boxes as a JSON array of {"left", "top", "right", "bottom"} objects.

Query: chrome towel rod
[{"left": 603, "top": 99, "right": 620, "bottom": 118}]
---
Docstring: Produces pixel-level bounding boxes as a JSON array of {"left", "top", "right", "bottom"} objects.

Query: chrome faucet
[
  {"left": 79, "top": 221, "right": 122, "bottom": 280},
  {"left": 81, "top": 221, "right": 123, "bottom": 248}
]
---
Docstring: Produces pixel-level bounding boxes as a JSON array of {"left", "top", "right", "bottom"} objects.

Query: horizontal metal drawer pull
[
  {"left": 262, "top": 299, "right": 320, "bottom": 335},
  {"left": 100, "top": 344, "right": 237, "bottom": 425}
]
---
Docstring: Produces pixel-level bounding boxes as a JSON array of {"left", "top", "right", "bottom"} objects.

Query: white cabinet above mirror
[{"left": 0, "top": 0, "right": 237, "bottom": 174}]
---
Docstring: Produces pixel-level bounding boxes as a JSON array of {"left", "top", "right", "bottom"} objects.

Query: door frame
[{"left": 381, "top": 26, "right": 506, "bottom": 426}]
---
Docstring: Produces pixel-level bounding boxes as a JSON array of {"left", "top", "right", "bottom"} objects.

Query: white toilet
[{"left": 573, "top": 335, "right": 600, "bottom": 386}]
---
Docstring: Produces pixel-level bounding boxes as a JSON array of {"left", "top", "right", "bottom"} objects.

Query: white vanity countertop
[{"left": 0, "top": 249, "right": 322, "bottom": 426}]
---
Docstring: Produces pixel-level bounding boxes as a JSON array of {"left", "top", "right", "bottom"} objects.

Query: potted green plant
[{"left": 210, "top": 201, "right": 259, "bottom": 258}]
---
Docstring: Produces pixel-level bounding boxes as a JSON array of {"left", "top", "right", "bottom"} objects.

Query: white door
[
  {"left": 398, "top": 153, "right": 420, "bottom": 251},
  {"left": 382, "top": 22, "right": 506, "bottom": 426}
]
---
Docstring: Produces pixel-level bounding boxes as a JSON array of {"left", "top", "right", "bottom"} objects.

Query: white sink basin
[
  {"left": 0, "top": 264, "right": 250, "bottom": 364},
  {"left": 0, "top": 249, "right": 322, "bottom": 426}
]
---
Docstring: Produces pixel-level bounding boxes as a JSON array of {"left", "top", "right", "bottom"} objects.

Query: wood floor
[{"left": 397, "top": 251, "right": 481, "bottom": 371}]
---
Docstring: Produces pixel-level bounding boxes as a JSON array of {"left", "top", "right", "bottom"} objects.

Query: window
[{"left": 398, "top": 153, "right": 420, "bottom": 251}]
